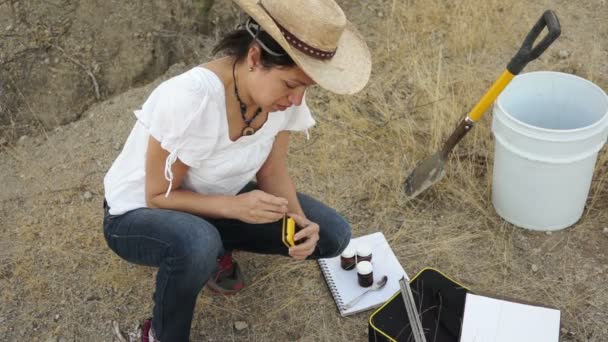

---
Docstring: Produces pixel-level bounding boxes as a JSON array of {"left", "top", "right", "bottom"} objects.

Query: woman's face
[{"left": 246, "top": 48, "right": 316, "bottom": 112}]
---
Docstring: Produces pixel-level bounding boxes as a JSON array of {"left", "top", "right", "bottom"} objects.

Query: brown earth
[
  {"left": 0, "top": 0, "right": 225, "bottom": 141},
  {"left": 1, "top": 0, "right": 608, "bottom": 341}
]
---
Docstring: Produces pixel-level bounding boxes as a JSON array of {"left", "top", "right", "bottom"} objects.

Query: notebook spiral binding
[{"left": 318, "top": 259, "right": 345, "bottom": 311}]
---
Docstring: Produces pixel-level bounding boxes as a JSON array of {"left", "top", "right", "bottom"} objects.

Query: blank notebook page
[{"left": 460, "top": 293, "right": 561, "bottom": 342}]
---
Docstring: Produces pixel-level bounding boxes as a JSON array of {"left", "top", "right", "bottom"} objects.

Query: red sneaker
[
  {"left": 206, "top": 252, "right": 245, "bottom": 295},
  {"left": 141, "top": 318, "right": 159, "bottom": 342}
]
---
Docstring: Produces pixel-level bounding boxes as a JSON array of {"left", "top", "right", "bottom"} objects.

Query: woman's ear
[{"left": 247, "top": 44, "right": 262, "bottom": 70}]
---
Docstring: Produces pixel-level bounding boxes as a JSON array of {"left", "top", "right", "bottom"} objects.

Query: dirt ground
[
  {"left": 0, "top": 0, "right": 229, "bottom": 141},
  {"left": 1, "top": 0, "right": 607, "bottom": 341}
]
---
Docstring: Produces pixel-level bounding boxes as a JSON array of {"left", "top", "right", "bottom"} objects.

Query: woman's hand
[
  {"left": 288, "top": 213, "right": 320, "bottom": 260},
  {"left": 233, "top": 190, "right": 288, "bottom": 224}
]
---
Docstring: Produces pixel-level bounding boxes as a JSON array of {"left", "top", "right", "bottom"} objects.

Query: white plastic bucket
[{"left": 491, "top": 71, "right": 608, "bottom": 231}]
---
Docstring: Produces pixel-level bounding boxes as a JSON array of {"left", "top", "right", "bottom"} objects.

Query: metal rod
[{"left": 399, "top": 276, "right": 427, "bottom": 342}]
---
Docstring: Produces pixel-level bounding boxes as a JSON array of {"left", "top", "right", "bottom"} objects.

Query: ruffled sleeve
[
  {"left": 134, "top": 73, "right": 218, "bottom": 197},
  {"left": 281, "top": 93, "right": 316, "bottom": 139}
]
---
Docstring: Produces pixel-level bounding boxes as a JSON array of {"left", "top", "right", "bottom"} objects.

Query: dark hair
[{"left": 212, "top": 18, "right": 295, "bottom": 68}]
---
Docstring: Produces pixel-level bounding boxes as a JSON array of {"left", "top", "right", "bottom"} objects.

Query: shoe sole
[{"left": 205, "top": 281, "right": 244, "bottom": 295}]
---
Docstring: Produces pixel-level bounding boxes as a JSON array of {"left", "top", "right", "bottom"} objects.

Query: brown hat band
[
  {"left": 259, "top": 4, "right": 337, "bottom": 60},
  {"left": 274, "top": 21, "right": 337, "bottom": 60}
]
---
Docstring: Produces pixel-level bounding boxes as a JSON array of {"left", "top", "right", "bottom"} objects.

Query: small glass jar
[
  {"left": 356, "top": 244, "right": 372, "bottom": 263},
  {"left": 357, "top": 261, "right": 373, "bottom": 287},
  {"left": 340, "top": 245, "right": 356, "bottom": 270}
]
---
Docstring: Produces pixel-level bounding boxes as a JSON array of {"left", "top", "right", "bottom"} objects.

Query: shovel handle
[
  {"left": 507, "top": 10, "right": 561, "bottom": 75},
  {"left": 467, "top": 10, "right": 561, "bottom": 122}
]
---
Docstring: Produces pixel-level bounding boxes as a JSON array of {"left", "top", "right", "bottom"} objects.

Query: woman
[{"left": 102, "top": 0, "right": 371, "bottom": 341}]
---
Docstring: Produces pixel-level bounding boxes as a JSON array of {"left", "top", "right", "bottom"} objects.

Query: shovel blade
[{"left": 403, "top": 152, "right": 447, "bottom": 198}]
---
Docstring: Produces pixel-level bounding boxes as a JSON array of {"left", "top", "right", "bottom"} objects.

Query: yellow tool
[
  {"left": 404, "top": 10, "right": 561, "bottom": 199},
  {"left": 282, "top": 216, "right": 297, "bottom": 248}
]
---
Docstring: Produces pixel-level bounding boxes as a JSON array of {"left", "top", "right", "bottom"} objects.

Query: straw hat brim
[{"left": 234, "top": 0, "right": 371, "bottom": 95}]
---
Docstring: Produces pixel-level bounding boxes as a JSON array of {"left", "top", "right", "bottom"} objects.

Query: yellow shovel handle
[
  {"left": 467, "top": 10, "right": 561, "bottom": 122},
  {"left": 467, "top": 70, "right": 514, "bottom": 122}
]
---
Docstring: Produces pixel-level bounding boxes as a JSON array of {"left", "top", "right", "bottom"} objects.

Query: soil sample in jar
[
  {"left": 340, "top": 245, "right": 356, "bottom": 270},
  {"left": 357, "top": 261, "right": 373, "bottom": 287},
  {"left": 356, "top": 244, "right": 372, "bottom": 263}
]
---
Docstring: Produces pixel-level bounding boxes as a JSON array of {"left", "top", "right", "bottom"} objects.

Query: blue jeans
[{"left": 102, "top": 183, "right": 351, "bottom": 341}]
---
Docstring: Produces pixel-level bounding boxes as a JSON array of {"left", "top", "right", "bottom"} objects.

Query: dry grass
[{"left": 1, "top": 0, "right": 607, "bottom": 341}]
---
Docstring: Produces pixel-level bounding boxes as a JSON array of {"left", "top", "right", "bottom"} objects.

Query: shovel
[{"left": 404, "top": 10, "right": 561, "bottom": 199}]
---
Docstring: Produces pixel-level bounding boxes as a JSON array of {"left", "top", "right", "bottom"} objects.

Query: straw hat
[{"left": 233, "top": 0, "right": 371, "bottom": 95}]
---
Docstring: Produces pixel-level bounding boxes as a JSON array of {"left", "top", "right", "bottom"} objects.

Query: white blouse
[{"left": 103, "top": 66, "right": 315, "bottom": 215}]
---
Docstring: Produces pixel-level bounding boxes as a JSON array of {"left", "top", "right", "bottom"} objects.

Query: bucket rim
[{"left": 495, "top": 71, "right": 608, "bottom": 135}]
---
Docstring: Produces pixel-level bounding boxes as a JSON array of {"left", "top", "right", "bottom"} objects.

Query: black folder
[{"left": 368, "top": 268, "right": 470, "bottom": 342}]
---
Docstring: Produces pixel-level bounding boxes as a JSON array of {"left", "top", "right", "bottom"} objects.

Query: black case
[{"left": 368, "top": 268, "right": 470, "bottom": 342}]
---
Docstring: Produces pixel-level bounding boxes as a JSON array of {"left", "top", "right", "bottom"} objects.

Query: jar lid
[
  {"left": 341, "top": 245, "right": 355, "bottom": 258},
  {"left": 357, "top": 261, "right": 373, "bottom": 275},
  {"left": 356, "top": 244, "right": 372, "bottom": 257}
]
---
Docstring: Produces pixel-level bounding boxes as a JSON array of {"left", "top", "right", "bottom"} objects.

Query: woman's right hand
[{"left": 232, "top": 190, "right": 288, "bottom": 224}]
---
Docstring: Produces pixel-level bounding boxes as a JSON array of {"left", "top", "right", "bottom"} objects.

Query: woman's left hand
[{"left": 288, "top": 213, "right": 319, "bottom": 260}]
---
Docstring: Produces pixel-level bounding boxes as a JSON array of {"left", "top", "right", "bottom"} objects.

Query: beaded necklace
[{"left": 232, "top": 61, "right": 262, "bottom": 136}]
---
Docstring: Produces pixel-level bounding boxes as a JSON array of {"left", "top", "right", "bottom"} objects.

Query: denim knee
[
  {"left": 167, "top": 224, "right": 223, "bottom": 288},
  {"left": 316, "top": 213, "right": 352, "bottom": 259}
]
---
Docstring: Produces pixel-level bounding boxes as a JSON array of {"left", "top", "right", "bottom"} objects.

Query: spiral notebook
[{"left": 318, "top": 232, "right": 408, "bottom": 317}]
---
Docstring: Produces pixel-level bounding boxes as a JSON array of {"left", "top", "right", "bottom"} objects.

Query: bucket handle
[{"left": 507, "top": 10, "right": 561, "bottom": 75}]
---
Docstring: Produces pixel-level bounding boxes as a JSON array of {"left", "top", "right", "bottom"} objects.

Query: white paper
[{"left": 460, "top": 293, "right": 561, "bottom": 342}]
